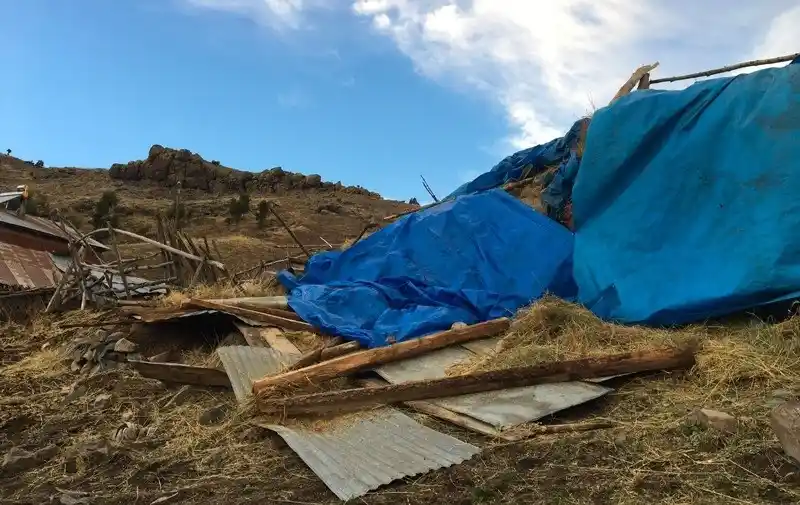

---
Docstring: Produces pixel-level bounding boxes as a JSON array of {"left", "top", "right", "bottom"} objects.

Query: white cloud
[
  {"left": 183, "top": 0, "right": 312, "bottom": 29},
  {"left": 349, "top": 0, "right": 799, "bottom": 147},
  {"left": 183, "top": 0, "right": 800, "bottom": 148}
]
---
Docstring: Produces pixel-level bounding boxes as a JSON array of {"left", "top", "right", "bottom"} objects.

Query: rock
[
  {"left": 690, "top": 408, "right": 738, "bottom": 434},
  {"left": 113, "top": 338, "right": 137, "bottom": 353},
  {"left": 93, "top": 393, "right": 112, "bottom": 409},
  {"left": 107, "top": 331, "right": 127, "bottom": 342},
  {"left": 199, "top": 405, "right": 227, "bottom": 426},
  {"left": 1, "top": 444, "right": 57, "bottom": 473},
  {"left": 450, "top": 322, "right": 468, "bottom": 330},
  {"left": 2, "top": 447, "right": 36, "bottom": 473},
  {"left": 305, "top": 174, "right": 322, "bottom": 187},
  {"left": 64, "top": 385, "right": 87, "bottom": 403},
  {"left": 771, "top": 400, "right": 800, "bottom": 464},
  {"left": 59, "top": 492, "right": 92, "bottom": 505}
]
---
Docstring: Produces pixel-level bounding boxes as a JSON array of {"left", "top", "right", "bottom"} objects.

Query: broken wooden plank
[
  {"left": 236, "top": 303, "right": 304, "bottom": 322},
  {"left": 612, "top": 62, "right": 659, "bottom": 102},
  {"left": 284, "top": 337, "right": 345, "bottom": 371},
  {"left": 771, "top": 400, "right": 800, "bottom": 464},
  {"left": 252, "top": 318, "right": 511, "bottom": 394},
  {"left": 234, "top": 323, "right": 301, "bottom": 355},
  {"left": 129, "top": 360, "right": 231, "bottom": 388},
  {"left": 257, "top": 342, "right": 697, "bottom": 416},
  {"left": 320, "top": 340, "right": 361, "bottom": 360},
  {"left": 186, "top": 298, "right": 317, "bottom": 332}
]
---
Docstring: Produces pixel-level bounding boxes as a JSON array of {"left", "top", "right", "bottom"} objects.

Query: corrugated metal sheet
[
  {"left": 217, "top": 346, "right": 300, "bottom": 402},
  {"left": 51, "top": 255, "right": 167, "bottom": 298},
  {"left": 265, "top": 409, "right": 480, "bottom": 501},
  {"left": 0, "top": 211, "right": 108, "bottom": 250},
  {"left": 0, "top": 193, "right": 23, "bottom": 205},
  {"left": 0, "top": 242, "right": 59, "bottom": 289},
  {"left": 376, "top": 345, "right": 611, "bottom": 429}
]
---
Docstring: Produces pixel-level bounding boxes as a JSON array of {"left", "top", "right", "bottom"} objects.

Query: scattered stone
[
  {"left": 2, "top": 447, "right": 36, "bottom": 473},
  {"left": 690, "top": 408, "right": 738, "bottom": 434},
  {"left": 1, "top": 444, "right": 58, "bottom": 474},
  {"left": 93, "top": 393, "right": 112, "bottom": 409},
  {"left": 64, "top": 385, "right": 87, "bottom": 403},
  {"left": 107, "top": 331, "right": 127, "bottom": 342},
  {"left": 771, "top": 400, "right": 800, "bottom": 465},
  {"left": 199, "top": 405, "right": 227, "bottom": 426},
  {"left": 59, "top": 492, "right": 92, "bottom": 505},
  {"left": 114, "top": 337, "right": 137, "bottom": 353},
  {"left": 450, "top": 322, "right": 468, "bottom": 330}
]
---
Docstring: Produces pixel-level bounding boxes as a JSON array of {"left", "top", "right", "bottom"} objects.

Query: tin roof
[
  {"left": 0, "top": 211, "right": 108, "bottom": 250},
  {"left": 264, "top": 409, "right": 480, "bottom": 501},
  {"left": 217, "top": 345, "right": 299, "bottom": 402},
  {"left": 0, "top": 242, "right": 60, "bottom": 289}
]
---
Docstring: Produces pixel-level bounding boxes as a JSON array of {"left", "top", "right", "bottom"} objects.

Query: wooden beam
[
  {"left": 611, "top": 63, "right": 659, "bottom": 102},
  {"left": 252, "top": 318, "right": 511, "bottom": 393},
  {"left": 185, "top": 298, "right": 317, "bottom": 333},
  {"left": 109, "top": 228, "right": 226, "bottom": 270},
  {"left": 257, "top": 343, "right": 697, "bottom": 416},
  {"left": 129, "top": 360, "right": 231, "bottom": 387},
  {"left": 236, "top": 303, "right": 304, "bottom": 322},
  {"left": 651, "top": 52, "right": 800, "bottom": 84},
  {"left": 234, "top": 323, "right": 301, "bottom": 355}
]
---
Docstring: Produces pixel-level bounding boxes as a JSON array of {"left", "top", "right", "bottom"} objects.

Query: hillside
[{"left": 0, "top": 148, "right": 414, "bottom": 270}]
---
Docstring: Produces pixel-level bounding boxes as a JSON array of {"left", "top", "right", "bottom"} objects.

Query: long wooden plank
[
  {"left": 257, "top": 343, "right": 697, "bottom": 416},
  {"left": 252, "top": 318, "right": 511, "bottom": 393},
  {"left": 236, "top": 303, "right": 304, "bottom": 322},
  {"left": 129, "top": 360, "right": 231, "bottom": 387},
  {"left": 186, "top": 299, "right": 317, "bottom": 333}
]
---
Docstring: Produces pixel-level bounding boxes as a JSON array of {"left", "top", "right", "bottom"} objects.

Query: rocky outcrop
[{"left": 109, "top": 145, "right": 379, "bottom": 197}]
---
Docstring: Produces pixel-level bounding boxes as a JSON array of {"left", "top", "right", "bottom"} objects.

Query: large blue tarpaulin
[
  {"left": 279, "top": 190, "right": 576, "bottom": 347},
  {"left": 572, "top": 61, "right": 800, "bottom": 324},
  {"left": 446, "top": 118, "right": 588, "bottom": 200}
]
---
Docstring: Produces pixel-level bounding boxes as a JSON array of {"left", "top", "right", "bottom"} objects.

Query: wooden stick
[
  {"left": 266, "top": 202, "right": 311, "bottom": 258},
  {"left": 637, "top": 73, "right": 651, "bottom": 90},
  {"left": 185, "top": 298, "right": 317, "bottom": 333},
  {"left": 612, "top": 62, "right": 659, "bottom": 102},
  {"left": 235, "top": 303, "right": 303, "bottom": 322},
  {"left": 130, "top": 360, "right": 231, "bottom": 387},
  {"left": 252, "top": 317, "right": 511, "bottom": 393},
  {"left": 108, "top": 225, "right": 131, "bottom": 300},
  {"left": 650, "top": 52, "right": 800, "bottom": 84},
  {"left": 110, "top": 228, "right": 226, "bottom": 270},
  {"left": 257, "top": 342, "right": 697, "bottom": 416},
  {"left": 284, "top": 337, "right": 346, "bottom": 372},
  {"left": 320, "top": 340, "right": 360, "bottom": 360}
]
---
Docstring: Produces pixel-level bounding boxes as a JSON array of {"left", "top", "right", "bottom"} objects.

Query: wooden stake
[
  {"left": 611, "top": 63, "right": 659, "bottom": 102},
  {"left": 252, "top": 317, "right": 511, "bottom": 393},
  {"left": 266, "top": 202, "right": 311, "bottom": 258},
  {"left": 107, "top": 225, "right": 131, "bottom": 300},
  {"left": 257, "top": 342, "right": 697, "bottom": 416},
  {"left": 650, "top": 52, "right": 800, "bottom": 84}
]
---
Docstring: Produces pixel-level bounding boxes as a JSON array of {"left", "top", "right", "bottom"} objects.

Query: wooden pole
[
  {"left": 650, "top": 52, "right": 800, "bottom": 84},
  {"left": 283, "top": 337, "right": 346, "bottom": 372},
  {"left": 257, "top": 342, "right": 697, "bottom": 416},
  {"left": 184, "top": 298, "right": 317, "bottom": 333},
  {"left": 107, "top": 225, "right": 131, "bottom": 300},
  {"left": 266, "top": 202, "right": 311, "bottom": 258},
  {"left": 111, "top": 228, "right": 226, "bottom": 270},
  {"left": 252, "top": 318, "right": 511, "bottom": 393}
]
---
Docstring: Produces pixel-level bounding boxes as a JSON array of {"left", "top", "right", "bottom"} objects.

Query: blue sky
[{"left": 1, "top": 1, "right": 798, "bottom": 202}]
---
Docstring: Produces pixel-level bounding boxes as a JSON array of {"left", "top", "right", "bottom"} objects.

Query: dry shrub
[{"left": 159, "top": 278, "right": 284, "bottom": 308}]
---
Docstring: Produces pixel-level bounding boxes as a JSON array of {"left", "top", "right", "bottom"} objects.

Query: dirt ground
[{"left": 2, "top": 300, "right": 799, "bottom": 505}]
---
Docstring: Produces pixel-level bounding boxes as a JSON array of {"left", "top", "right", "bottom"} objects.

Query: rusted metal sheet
[
  {"left": 264, "top": 409, "right": 480, "bottom": 501},
  {"left": 0, "top": 242, "right": 60, "bottom": 289},
  {"left": 376, "top": 346, "right": 611, "bottom": 429},
  {"left": 217, "top": 346, "right": 300, "bottom": 402},
  {"left": 0, "top": 212, "right": 107, "bottom": 249}
]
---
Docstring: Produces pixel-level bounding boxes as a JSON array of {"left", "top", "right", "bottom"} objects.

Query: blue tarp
[
  {"left": 572, "top": 62, "right": 800, "bottom": 325},
  {"left": 446, "top": 118, "right": 589, "bottom": 200},
  {"left": 279, "top": 190, "right": 576, "bottom": 347}
]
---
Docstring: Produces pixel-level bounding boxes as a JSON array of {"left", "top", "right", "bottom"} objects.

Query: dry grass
[
  {"left": 158, "top": 278, "right": 284, "bottom": 308},
  {"left": 2, "top": 299, "right": 799, "bottom": 504},
  {"left": 442, "top": 297, "right": 800, "bottom": 504}
]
